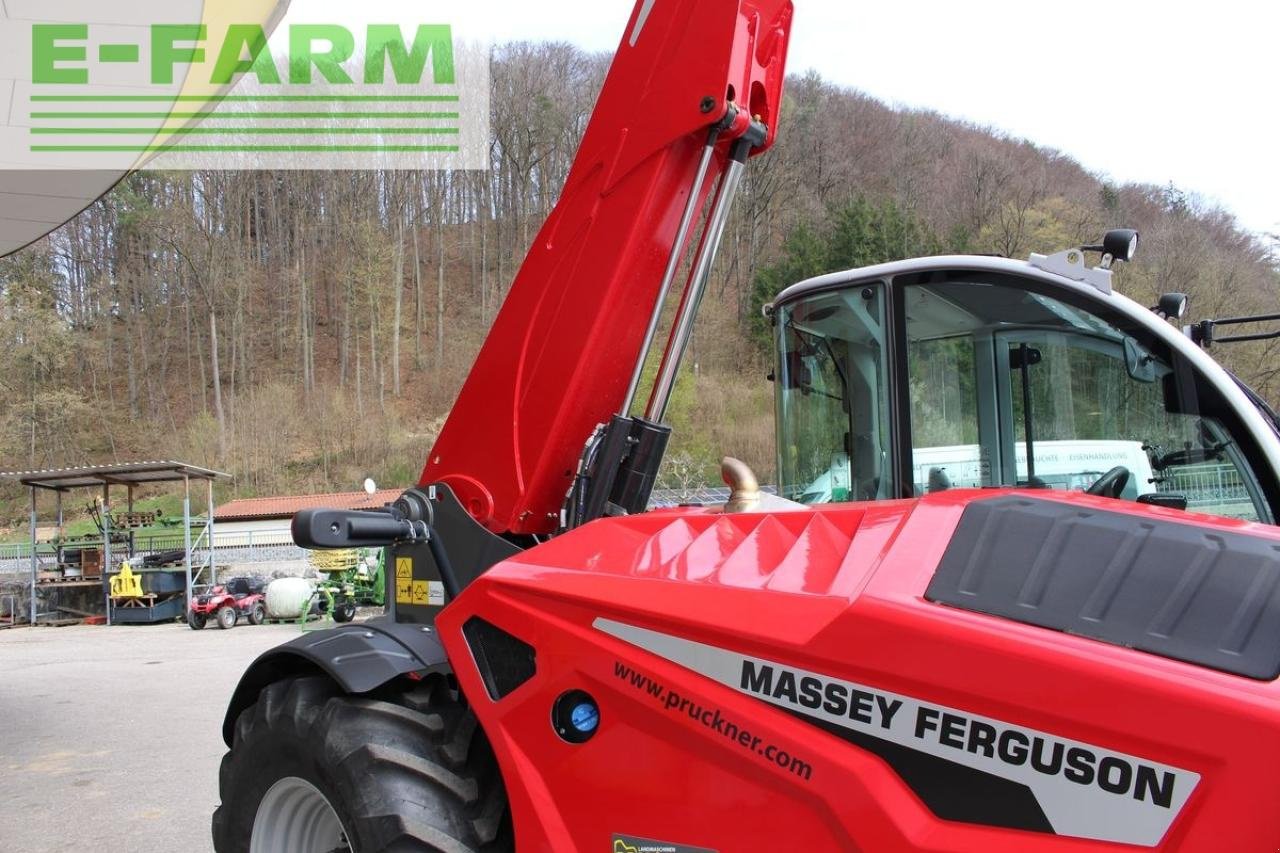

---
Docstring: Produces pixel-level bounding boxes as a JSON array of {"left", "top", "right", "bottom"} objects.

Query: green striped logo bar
[{"left": 5, "top": 9, "right": 490, "bottom": 170}]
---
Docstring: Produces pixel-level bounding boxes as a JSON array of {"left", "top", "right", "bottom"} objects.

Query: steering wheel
[{"left": 1086, "top": 466, "right": 1131, "bottom": 499}]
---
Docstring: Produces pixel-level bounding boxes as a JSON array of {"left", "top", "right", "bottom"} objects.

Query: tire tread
[{"left": 212, "top": 673, "right": 510, "bottom": 853}]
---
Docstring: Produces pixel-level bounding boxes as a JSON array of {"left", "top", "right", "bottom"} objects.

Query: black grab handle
[{"left": 292, "top": 508, "right": 411, "bottom": 549}]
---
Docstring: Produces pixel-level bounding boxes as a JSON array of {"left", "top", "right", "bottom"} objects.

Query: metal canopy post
[
  {"left": 28, "top": 487, "right": 37, "bottom": 626},
  {"left": 102, "top": 484, "right": 111, "bottom": 626},
  {"left": 127, "top": 484, "right": 135, "bottom": 558},
  {"left": 207, "top": 478, "right": 216, "bottom": 586},
  {"left": 54, "top": 489, "right": 64, "bottom": 593},
  {"left": 183, "top": 475, "right": 192, "bottom": 619}
]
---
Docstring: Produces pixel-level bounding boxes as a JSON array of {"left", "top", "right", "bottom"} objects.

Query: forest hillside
[{"left": 1, "top": 43, "right": 1276, "bottom": 526}]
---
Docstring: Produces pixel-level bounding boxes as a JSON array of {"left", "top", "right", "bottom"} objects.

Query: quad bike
[
  {"left": 215, "top": 1, "right": 1280, "bottom": 850},
  {"left": 190, "top": 576, "right": 267, "bottom": 630}
]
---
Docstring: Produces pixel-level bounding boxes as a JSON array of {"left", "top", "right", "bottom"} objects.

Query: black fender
[{"left": 222, "top": 616, "right": 451, "bottom": 745}]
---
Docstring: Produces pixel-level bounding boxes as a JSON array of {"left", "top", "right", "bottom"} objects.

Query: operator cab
[{"left": 770, "top": 234, "right": 1280, "bottom": 524}]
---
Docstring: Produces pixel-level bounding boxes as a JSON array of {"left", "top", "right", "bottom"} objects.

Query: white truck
[{"left": 800, "top": 440, "right": 1155, "bottom": 504}]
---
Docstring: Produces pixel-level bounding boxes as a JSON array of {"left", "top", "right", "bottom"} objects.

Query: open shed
[{"left": 1, "top": 461, "right": 230, "bottom": 626}]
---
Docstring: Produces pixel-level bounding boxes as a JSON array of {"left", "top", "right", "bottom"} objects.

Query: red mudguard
[{"left": 420, "top": 0, "right": 793, "bottom": 535}]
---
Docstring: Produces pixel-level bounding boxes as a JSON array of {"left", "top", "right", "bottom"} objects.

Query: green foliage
[
  {"left": 945, "top": 222, "right": 976, "bottom": 255},
  {"left": 749, "top": 196, "right": 943, "bottom": 351},
  {"left": 827, "top": 196, "right": 942, "bottom": 268},
  {"left": 1099, "top": 182, "right": 1120, "bottom": 213},
  {"left": 909, "top": 337, "right": 979, "bottom": 448},
  {"left": 749, "top": 221, "right": 823, "bottom": 347}
]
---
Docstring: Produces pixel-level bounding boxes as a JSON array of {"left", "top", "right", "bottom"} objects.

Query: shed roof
[{"left": 0, "top": 460, "right": 230, "bottom": 491}]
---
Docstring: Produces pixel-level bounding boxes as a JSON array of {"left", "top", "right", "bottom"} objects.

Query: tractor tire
[
  {"left": 212, "top": 674, "right": 511, "bottom": 853},
  {"left": 189, "top": 612, "right": 207, "bottom": 630},
  {"left": 332, "top": 601, "right": 357, "bottom": 623},
  {"left": 215, "top": 605, "right": 238, "bottom": 630},
  {"left": 247, "top": 603, "right": 266, "bottom": 626}
]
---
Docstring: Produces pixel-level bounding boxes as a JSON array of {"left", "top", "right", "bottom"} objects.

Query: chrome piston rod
[
  {"left": 619, "top": 130, "right": 720, "bottom": 417},
  {"left": 645, "top": 136, "right": 753, "bottom": 423}
]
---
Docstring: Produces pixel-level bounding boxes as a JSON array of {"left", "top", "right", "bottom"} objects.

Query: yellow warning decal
[
  {"left": 395, "top": 578, "right": 413, "bottom": 604},
  {"left": 396, "top": 556, "right": 413, "bottom": 580},
  {"left": 411, "top": 580, "right": 430, "bottom": 605}
]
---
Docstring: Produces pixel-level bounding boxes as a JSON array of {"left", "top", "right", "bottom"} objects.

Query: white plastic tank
[{"left": 265, "top": 577, "right": 315, "bottom": 619}]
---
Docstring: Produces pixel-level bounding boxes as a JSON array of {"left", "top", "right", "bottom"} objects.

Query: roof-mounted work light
[
  {"left": 1084, "top": 229, "right": 1140, "bottom": 269},
  {"left": 1154, "top": 293, "right": 1189, "bottom": 320}
]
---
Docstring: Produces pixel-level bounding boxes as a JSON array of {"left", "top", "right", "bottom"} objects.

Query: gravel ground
[{"left": 0, "top": 621, "right": 312, "bottom": 852}]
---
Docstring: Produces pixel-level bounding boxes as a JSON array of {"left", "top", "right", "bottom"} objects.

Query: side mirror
[{"left": 1123, "top": 337, "right": 1159, "bottom": 383}]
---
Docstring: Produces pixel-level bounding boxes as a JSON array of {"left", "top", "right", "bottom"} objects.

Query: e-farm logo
[
  {"left": 7, "top": 8, "right": 489, "bottom": 171},
  {"left": 31, "top": 23, "right": 456, "bottom": 87}
]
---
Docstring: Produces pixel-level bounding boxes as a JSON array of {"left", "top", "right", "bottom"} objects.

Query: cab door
[
  {"left": 898, "top": 272, "right": 1277, "bottom": 522},
  {"left": 994, "top": 327, "right": 1153, "bottom": 499}
]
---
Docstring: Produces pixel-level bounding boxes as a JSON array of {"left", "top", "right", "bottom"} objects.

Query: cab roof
[{"left": 772, "top": 254, "right": 1113, "bottom": 308}]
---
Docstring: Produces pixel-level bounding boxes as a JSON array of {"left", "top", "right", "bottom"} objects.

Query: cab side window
[
  {"left": 902, "top": 277, "right": 1274, "bottom": 523},
  {"left": 907, "top": 336, "right": 985, "bottom": 494},
  {"left": 1005, "top": 329, "right": 1269, "bottom": 522}
]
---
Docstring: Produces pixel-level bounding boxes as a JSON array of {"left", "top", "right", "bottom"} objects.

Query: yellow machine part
[
  {"left": 309, "top": 549, "right": 359, "bottom": 575},
  {"left": 110, "top": 563, "right": 144, "bottom": 598}
]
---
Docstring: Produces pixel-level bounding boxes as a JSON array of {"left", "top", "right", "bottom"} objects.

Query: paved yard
[{"left": 0, "top": 621, "right": 308, "bottom": 852}]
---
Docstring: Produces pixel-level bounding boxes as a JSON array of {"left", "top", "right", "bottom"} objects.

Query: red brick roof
[{"left": 214, "top": 489, "right": 405, "bottom": 521}]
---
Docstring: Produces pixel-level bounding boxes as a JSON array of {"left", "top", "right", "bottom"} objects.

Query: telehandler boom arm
[{"left": 419, "top": 0, "right": 793, "bottom": 535}]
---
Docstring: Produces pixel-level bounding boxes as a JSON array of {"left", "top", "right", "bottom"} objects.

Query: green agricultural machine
[{"left": 307, "top": 548, "right": 384, "bottom": 623}]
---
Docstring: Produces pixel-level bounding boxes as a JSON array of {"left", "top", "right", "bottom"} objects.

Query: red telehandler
[{"left": 216, "top": 1, "right": 1280, "bottom": 850}]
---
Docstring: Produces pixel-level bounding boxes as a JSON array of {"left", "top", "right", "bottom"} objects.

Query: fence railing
[
  {"left": 0, "top": 542, "right": 28, "bottom": 564},
  {"left": 1156, "top": 463, "right": 1249, "bottom": 502},
  {"left": 1154, "top": 463, "right": 1257, "bottom": 519}
]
